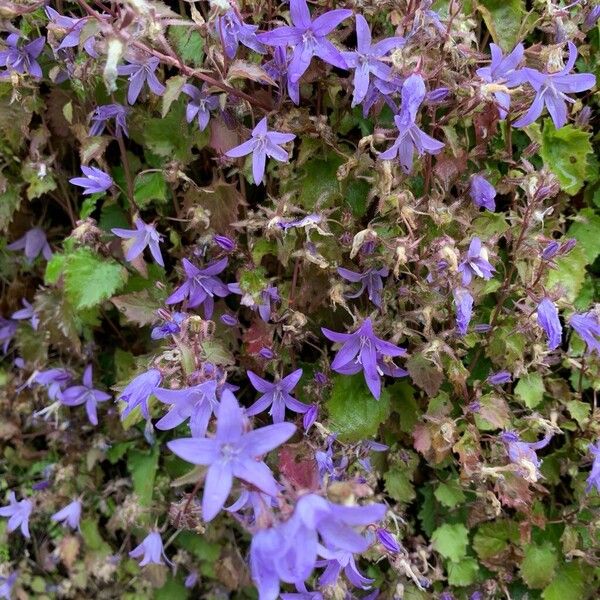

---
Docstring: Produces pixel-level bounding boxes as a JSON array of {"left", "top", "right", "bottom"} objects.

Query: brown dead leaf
[{"left": 59, "top": 535, "right": 80, "bottom": 570}]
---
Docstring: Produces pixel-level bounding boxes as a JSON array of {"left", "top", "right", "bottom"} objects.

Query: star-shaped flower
[
  {"left": 7, "top": 227, "right": 52, "bottom": 262},
  {"left": 118, "top": 55, "right": 165, "bottom": 105},
  {"left": 500, "top": 431, "right": 551, "bottom": 482},
  {"left": 60, "top": 364, "right": 111, "bottom": 426},
  {"left": 51, "top": 499, "right": 82, "bottom": 530},
  {"left": 338, "top": 266, "right": 389, "bottom": 308},
  {"left": 69, "top": 165, "right": 113, "bottom": 195},
  {"left": 117, "top": 368, "right": 162, "bottom": 420},
  {"left": 457, "top": 237, "right": 495, "bottom": 285},
  {"left": 0, "top": 34, "right": 45, "bottom": 79},
  {"left": 89, "top": 103, "right": 129, "bottom": 138},
  {"left": 182, "top": 83, "right": 220, "bottom": 131},
  {"left": 569, "top": 311, "right": 600, "bottom": 354},
  {"left": 453, "top": 287, "right": 473, "bottom": 336},
  {"left": 0, "top": 492, "right": 33, "bottom": 539},
  {"left": 0, "top": 571, "right": 17, "bottom": 600},
  {"left": 129, "top": 531, "right": 171, "bottom": 566},
  {"left": 11, "top": 299, "right": 39, "bottom": 330},
  {"left": 470, "top": 174, "right": 496, "bottom": 211},
  {"left": 586, "top": 442, "right": 600, "bottom": 494},
  {"left": 217, "top": 9, "right": 266, "bottom": 59},
  {"left": 112, "top": 217, "right": 164, "bottom": 267}
]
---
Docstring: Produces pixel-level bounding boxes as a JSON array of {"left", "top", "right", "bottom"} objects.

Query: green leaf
[
  {"left": 472, "top": 211, "right": 509, "bottom": 238},
  {"left": 0, "top": 188, "right": 20, "bottom": 231},
  {"left": 134, "top": 172, "right": 168, "bottom": 208},
  {"left": 406, "top": 353, "right": 444, "bottom": 397},
  {"left": 162, "top": 75, "right": 187, "bottom": 118},
  {"left": 477, "top": 0, "right": 526, "bottom": 52},
  {"left": 567, "top": 208, "right": 600, "bottom": 264},
  {"left": 384, "top": 464, "right": 416, "bottom": 503},
  {"left": 447, "top": 557, "right": 480, "bottom": 586},
  {"left": 168, "top": 27, "right": 204, "bottom": 67},
  {"left": 112, "top": 288, "right": 168, "bottom": 326},
  {"left": 546, "top": 245, "right": 588, "bottom": 302},
  {"left": 566, "top": 400, "right": 590, "bottom": 426},
  {"left": 127, "top": 446, "right": 159, "bottom": 507},
  {"left": 21, "top": 162, "right": 57, "bottom": 200},
  {"left": 542, "top": 561, "right": 589, "bottom": 600},
  {"left": 520, "top": 542, "right": 559, "bottom": 589},
  {"left": 540, "top": 120, "right": 592, "bottom": 195},
  {"left": 326, "top": 373, "right": 391, "bottom": 442},
  {"left": 434, "top": 479, "right": 466, "bottom": 508},
  {"left": 155, "top": 576, "right": 189, "bottom": 600},
  {"left": 514, "top": 372, "right": 545, "bottom": 408},
  {"left": 473, "top": 520, "right": 517, "bottom": 561},
  {"left": 295, "top": 154, "right": 344, "bottom": 210},
  {"left": 80, "top": 518, "right": 112, "bottom": 557},
  {"left": 432, "top": 523, "right": 469, "bottom": 562}
]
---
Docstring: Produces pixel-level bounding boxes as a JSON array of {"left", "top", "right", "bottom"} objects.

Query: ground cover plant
[{"left": 0, "top": 0, "right": 600, "bottom": 598}]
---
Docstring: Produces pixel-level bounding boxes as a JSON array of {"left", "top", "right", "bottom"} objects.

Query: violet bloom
[
  {"left": 7, "top": 227, "right": 52, "bottom": 262},
  {"left": 129, "top": 531, "right": 171, "bottom": 566},
  {"left": 338, "top": 266, "right": 389, "bottom": 308},
  {"left": 0, "top": 492, "right": 32, "bottom": 539},
  {"left": 166, "top": 257, "right": 230, "bottom": 319},
  {"left": 60, "top": 364, "right": 111, "bottom": 426},
  {"left": 569, "top": 311, "right": 600, "bottom": 354},
  {"left": 0, "top": 572, "right": 17, "bottom": 600},
  {"left": 470, "top": 174, "right": 496, "bottom": 211},
  {"left": 34, "top": 368, "right": 71, "bottom": 401},
  {"left": 500, "top": 431, "right": 551, "bottom": 482},
  {"left": 322, "top": 318, "right": 407, "bottom": 399},
  {"left": 257, "top": 0, "right": 352, "bottom": 83},
  {"left": 168, "top": 390, "right": 295, "bottom": 522},
  {"left": 378, "top": 74, "right": 445, "bottom": 173},
  {"left": 264, "top": 46, "right": 300, "bottom": 105},
  {"left": 214, "top": 234, "right": 236, "bottom": 252},
  {"left": 542, "top": 240, "right": 560, "bottom": 260},
  {"left": 51, "top": 499, "right": 82, "bottom": 530},
  {"left": 151, "top": 311, "right": 186, "bottom": 340},
  {"left": 537, "top": 298, "right": 562, "bottom": 350},
  {"left": 0, "top": 318, "right": 16, "bottom": 354},
  {"left": 342, "top": 15, "right": 404, "bottom": 106},
  {"left": 155, "top": 380, "right": 219, "bottom": 437},
  {"left": 182, "top": 83, "right": 219, "bottom": 131},
  {"left": 303, "top": 404, "right": 319, "bottom": 431},
  {"left": 112, "top": 218, "right": 164, "bottom": 267},
  {"left": 45, "top": 7, "right": 89, "bottom": 50},
  {"left": 225, "top": 117, "right": 295, "bottom": 185},
  {"left": 376, "top": 528, "right": 401, "bottom": 553},
  {"left": 118, "top": 56, "right": 165, "bottom": 105},
  {"left": 217, "top": 9, "right": 266, "bottom": 59},
  {"left": 585, "top": 442, "right": 600, "bottom": 494},
  {"left": 476, "top": 43, "right": 525, "bottom": 119},
  {"left": 487, "top": 371, "right": 512, "bottom": 385},
  {"left": 453, "top": 287, "right": 473, "bottom": 336},
  {"left": 317, "top": 545, "right": 373, "bottom": 589},
  {"left": 11, "top": 299, "right": 39, "bottom": 330},
  {"left": 69, "top": 166, "right": 113, "bottom": 195},
  {"left": 0, "top": 34, "right": 45, "bottom": 79},
  {"left": 458, "top": 238, "right": 495, "bottom": 285},
  {"left": 184, "top": 570, "right": 198, "bottom": 589},
  {"left": 247, "top": 368, "right": 309, "bottom": 423},
  {"left": 117, "top": 368, "right": 162, "bottom": 420},
  {"left": 514, "top": 42, "right": 596, "bottom": 129},
  {"left": 229, "top": 282, "right": 280, "bottom": 321},
  {"left": 89, "top": 103, "right": 129, "bottom": 137}
]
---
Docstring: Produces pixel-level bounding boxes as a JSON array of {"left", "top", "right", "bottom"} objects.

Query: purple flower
[
  {"left": 247, "top": 368, "right": 309, "bottom": 422},
  {"left": 0, "top": 492, "right": 32, "bottom": 538},
  {"left": 168, "top": 390, "right": 295, "bottom": 521},
  {"left": 338, "top": 266, "right": 389, "bottom": 308},
  {"left": 225, "top": 117, "right": 295, "bottom": 185},
  {"left": 112, "top": 218, "right": 164, "bottom": 267},
  {"left": 51, "top": 499, "right": 82, "bottom": 530},
  {"left": 117, "top": 368, "right": 162, "bottom": 420},
  {"left": 585, "top": 5, "right": 600, "bottom": 29},
  {"left": 182, "top": 83, "right": 220, "bottom": 131},
  {"left": 220, "top": 314, "right": 238, "bottom": 327},
  {"left": 537, "top": 298, "right": 562, "bottom": 350},
  {"left": 458, "top": 238, "right": 495, "bottom": 285},
  {"left": 117, "top": 55, "right": 165, "bottom": 105},
  {"left": 166, "top": 257, "right": 230, "bottom": 319},
  {"left": 60, "top": 364, "right": 111, "bottom": 426},
  {"left": 500, "top": 431, "right": 551, "bottom": 481},
  {"left": 7, "top": 227, "right": 52, "bottom": 262},
  {"left": 585, "top": 442, "right": 600, "bottom": 494},
  {"left": 217, "top": 9, "right": 266, "bottom": 59},
  {"left": 184, "top": 570, "right": 198, "bottom": 589},
  {"left": 342, "top": 15, "right": 404, "bottom": 106},
  {"left": 322, "top": 318, "right": 407, "bottom": 399},
  {"left": 155, "top": 380, "right": 219, "bottom": 437},
  {"left": 129, "top": 531, "right": 171, "bottom": 566},
  {"left": 303, "top": 404, "right": 319, "bottom": 431},
  {"left": 151, "top": 311, "right": 186, "bottom": 340},
  {"left": 542, "top": 240, "right": 560, "bottom": 260},
  {"left": 230, "top": 282, "right": 280, "bottom": 321},
  {"left": 257, "top": 0, "right": 352, "bottom": 83},
  {"left": 470, "top": 174, "right": 496, "bottom": 211},
  {"left": 11, "top": 299, "right": 39, "bottom": 330},
  {"left": 514, "top": 42, "right": 596, "bottom": 129},
  {"left": 264, "top": 46, "right": 300, "bottom": 104},
  {"left": 376, "top": 528, "right": 401, "bottom": 553},
  {"left": 0, "top": 34, "right": 45, "bottom": 79},
  {"left": 89, "top": 103, "right": 129, "bottom": 138},
  {"left": 569, "top": 311, "right": 600, "bottom": 354},
  {"left": 0, "top": 318, "right": 17, "bottom": 354},
  {"left": 487, "top": 371, "right": 512, "bottom": 385},
  {"left": 258, "top": 347, "right": 274, "bottom": 359},
  {"left": 378, "top": 74, "right": 445, "bottom": 173},
  {"left": 69, "top": 166, "right": 113, "bottom": 195},
  {"left": 214, "top": 234, "right": 236, "bottom": 252},
  {"left": 317, "top": 545, "right": 373, "bottom": 589},
  {"left": 453, "top": 287, "right": 473, "bottom": 336},
  {"left": 0, "top": 572, "right": 17, "bottom": 600},
  {"left": 33, "top": 368, "right": 71, "bottom": 401},
  {"left": 45, "top": 7, "right": 95, "bottom": 54},
  {"left": 476, "top": 43, "right": 525, "bottom": 119}
]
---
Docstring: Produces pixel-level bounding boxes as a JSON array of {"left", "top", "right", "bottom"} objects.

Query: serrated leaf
[
  {"left": 112, "top": 289, "right": 166, "bottom": 326},
  {"left": 168, "top": 27, "right": 204, "bottom": 67},
  {"left": 161, "top": 75, "right": 186, "bottom": 118},
  {"left": 406, "top": 354, "right": 444, "bottom": 397},
  {"left": 134, "top": 171, "right": 168, "bottom": 208},
  {"left": 567, "top": 208, "right": 600, "bottom": 264},
  {"left": 515, "top": 372, "right": 544, "bottom": 408},
  {"left": 201, "top": 339, "right": 235, "bottom": 366},
  {"left": 0, "top": 188, "right": 21, "bottom": 232},
  {"left": 542, "top": 561, "right": 589, "bottom": 600},
  {"left": 566, "top": 400, "right": 590, "bottom": 426},
  {"left": 477, "top": 0, "right": 526, "bottom": 52},
  {"left": 473, "top": 520, "right": 518, "bottom": 561},
  {"left": 227, "top": 60, "right": 276, "bottom": 85},
  {"left": 80, "top": 518, "right": 112, "bottom": 557},
  {"left": 434, "top": 479, "right": 466, "bottom": 508},
  {"left": 447, "top": 557, "right": 480, "bottom": 586},
  {"left": 432, "top": 523, "right": 469, "bottom": 562},
  {"left": 520, "top": 542, "right": 558, "bottom": 589},
  {"left": 384, "top": 464, "right": 416, "bottom": 503},
  {"left": 546, "top": 245, "right": 587, "bottom": 302},
  {"left": 127, "top": 446, "right": 159, "bottom": 507}
]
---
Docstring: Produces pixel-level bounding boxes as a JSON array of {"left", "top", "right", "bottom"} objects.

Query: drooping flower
[
  {"left": 263, "top": 46, "right": 300, "bottom": 105},
  {"left": 486, "top": 371, "right": 512, "bottom": 385},
  {"left": 225, "top": 117, "right": 295, "bottom": 185},
  {"left": 117, "top": 369, "right": 162, "bottom": 420},
  {"left": 33, "top": 368, "right": 72, "bottom": 401},
  {"left": 69, "top": 166, "right": 113, "bottom": 195},
  {"left": 45, "top": 7, "right": 94, "bottom": 53},
  {"left": 0, "top": 571, "right": 17, "bottom": 600},
  {"left": 317, "top": 545, "right": 374, "bottom": 589},
  {"left": 0, "top": 318, "right": 17, "bottom": 354},
  {"left": 216, "top": 9, "right": 266, "bottom": 59},
  {"left": 569, "top": 311, "right": 600, "bottom": 354},
  {"left": 342, "top": 15, "right": 404, "bottom": 107},
  {"left": 458, "top": 238, "right": 495, "bottom": 285},
  {"left": 469, "top": 174, "right": 496, "bottom": 211},
  {"left": 155, "top": 380, "right": 219, "bottom": 437},
  {"left": 322, "top": 318, "right": 407, "bottom": 399},
  {"left": 7, "top": 227, "right": 52, "bottom": 262},
  {"left": 303, "top": 404, "right": 319, "bottom": 432},
  {"left": 166, "top": 257, "right": 230, "bottom": 319},
  {"left": 514, "top": 42, "right": 596, "bottom": 129},
  {"left": 500, "top": 431, "right": 552, "bottom": 482},
  {"left": 112, "top": 218, "right": 164, "bottom": 267},
  {"left": 60, "top": 364, "right": 111, "bottom": 426},
  {"left": 167, "top": 390, "right": 295, "bottom": 521},
  {"left": 338, "top": 266, "right": 389, "bottom": 308},
  {"left": 89, "top": 103, "right": 129, "bottom": 137},
  {"left": 51, "top": 499, "right": 82, "bottom": 530},
  {"left": 378, "top": 74, "right": 445, "bottom": 173},
  {"left": 129, "top": 531, "right": 171, "bottom": 566},
  {"left": 182, "top": 83, "right": 220, "bottom": 131},
  {"left": 453, "top": 287, "right": 473, "bottom": 335},
  {"left": 0, "top": 34, "right": 45, "bottom": 79},
  {"left": 257, "top": 0, "right": 352, "bottom": 83},
  {"left": 0, "top": 492, "right": 33, "bottom": 538},
  {"left": 585, "top": 442, "right": 600, "bottom": 494},
  {"left": 11, "top": 299, "right": 39, "bottom": 330},
  {"left": 246, "top": 368, "right": 309, "bottom": 423},
  {"left": 476, "top": 43, "right": 525, "bottom": 119},
  {"left": 537, "top": 298, "right": 562, "bottom": 350},
  {"left": 118, "top": 55, "right": 165, "bottom": 105}
]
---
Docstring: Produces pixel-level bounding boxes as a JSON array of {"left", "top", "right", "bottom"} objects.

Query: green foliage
[
  {"left": 431, "top": 523, "right": 469, "bottom": 563},
  {"left": 515, "top": 372, "right": 545, "bottom": 409},
  {"left": 477, "top": 0, "right": 527, "bottom": 51},
  {"left": 520, "top": 542, "right": 559, "bottom": 589},
  {"left": 127, "top": 446, "right": 160, "bottom": 507},
  {"left": 134, "top": 172, "right": 169, "bottom": 207}
]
